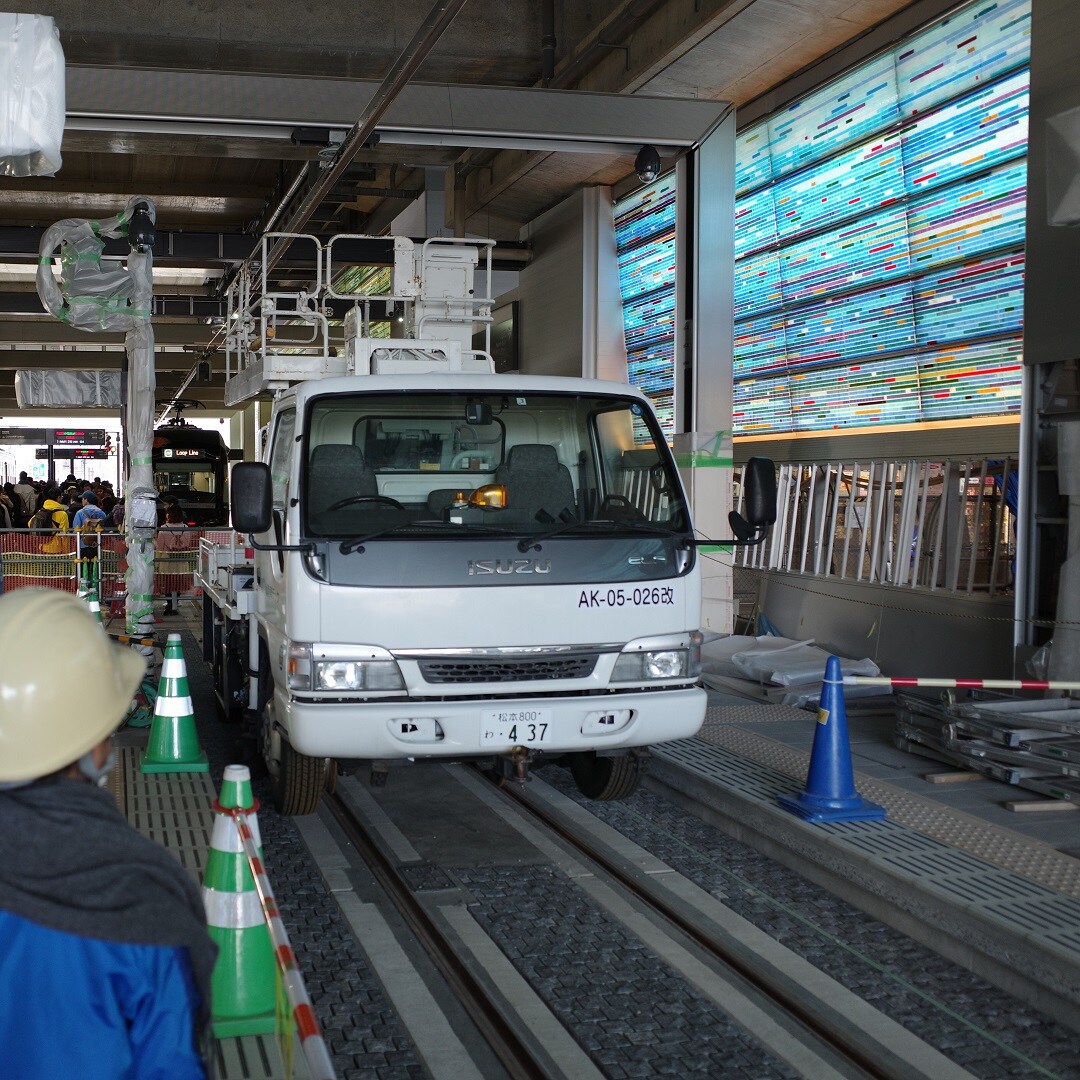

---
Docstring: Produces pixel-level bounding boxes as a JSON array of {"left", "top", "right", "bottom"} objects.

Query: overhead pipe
[
  {"left": 546, "top": 0, "right": 666, "bottom": 90},
  {"left": 261, "top": 162, "right": 311, "bottom": 235},
  {"left": 541, "top": 0, "right": 556, "bottom": 86},
  {"left": 175, "top": 0, "right": 467, "bottom": 420},
  {"left": 260, "top": 0, "right": 469, "bottom": 278}
]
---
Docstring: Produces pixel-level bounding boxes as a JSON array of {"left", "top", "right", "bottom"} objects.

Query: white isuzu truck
[{"left": 198, "top": 235, "right": 773, "bottom": 814}]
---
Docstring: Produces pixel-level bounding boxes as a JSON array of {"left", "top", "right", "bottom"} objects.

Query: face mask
[{"left": 77, "top": 748, "right": 117, "bottom": 787}]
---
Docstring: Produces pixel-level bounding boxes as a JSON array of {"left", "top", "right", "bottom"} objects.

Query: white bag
[{"left": 1, "top": 14, "right": 65, "bottom": 176}]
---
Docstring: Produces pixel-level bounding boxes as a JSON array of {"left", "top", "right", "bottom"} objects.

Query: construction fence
[{"left": 0, "top": 529, "right": 234, "bottom": 610}]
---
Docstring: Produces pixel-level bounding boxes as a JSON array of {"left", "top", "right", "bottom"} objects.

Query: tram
[{"left": 152, "top": 409, "right": 235, "bottom": 526}]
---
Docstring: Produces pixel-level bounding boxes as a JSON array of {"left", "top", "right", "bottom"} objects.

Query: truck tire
[
  {"left": 569, "top": 751, "right": 645, "bottom": 801},
  {"left": 260, "top": 682, "right": 323, "bottom": 815},
  {"left": 274, "top": 739, "right": 324, "bottom": 816}
]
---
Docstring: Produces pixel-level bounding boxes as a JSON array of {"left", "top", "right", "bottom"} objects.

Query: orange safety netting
[{"left": 0, "top": 528, "right": 234, "bottom": 602}]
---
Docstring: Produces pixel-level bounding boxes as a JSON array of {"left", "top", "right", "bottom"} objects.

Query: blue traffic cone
[{"left": 777, "top": 655, "right": 886, "bottom": 823}]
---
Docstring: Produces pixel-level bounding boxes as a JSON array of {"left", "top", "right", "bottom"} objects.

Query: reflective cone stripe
[
  {"left": 203, "top": 765, "right": 277, "bottom": 1037},
  {"left": 141, "top": 632, "right": 208, "bottom": 773},
  {"left": 86, "top": 592, "right": 103, "bottom": 626},
  {"left": 160, "top": 654, "right": 187, "bottom": 679}
]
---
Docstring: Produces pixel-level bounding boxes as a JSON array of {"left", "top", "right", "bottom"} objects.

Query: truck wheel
[
  {"left": 570, "top": 751, "right": 644, "bottom": 801},
  {"left": 218, "top": 637, "right": 246, "bottom": 724},
  {"left": 261, "top": 687, "right": 323, "bottom": 815}
]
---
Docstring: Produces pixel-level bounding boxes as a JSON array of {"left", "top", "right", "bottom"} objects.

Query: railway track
[{"left": 322, "top": 765, "right": 978, "bottom": 1080}]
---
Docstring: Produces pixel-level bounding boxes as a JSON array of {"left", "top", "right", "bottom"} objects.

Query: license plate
[{"left": 481, "top": 709, "right": 552, "bottom": 745}]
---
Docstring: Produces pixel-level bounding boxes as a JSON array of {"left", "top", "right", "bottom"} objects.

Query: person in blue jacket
[{"left": 0, "top": 588, "right": 217, "bottom": 1079}]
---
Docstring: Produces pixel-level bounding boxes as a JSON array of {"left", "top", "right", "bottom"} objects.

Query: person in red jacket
[{"left": 0, "top": 588, "right": 216, "bottom": 1078}]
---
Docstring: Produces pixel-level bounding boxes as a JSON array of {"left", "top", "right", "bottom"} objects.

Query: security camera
[{"left": 635, "top": 145, "right": 662, "bottom": 184}]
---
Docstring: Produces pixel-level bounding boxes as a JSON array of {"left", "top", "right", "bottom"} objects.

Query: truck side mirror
[
  {"left": 231, "top": 461, "right": 273, "bottom": 533},
  {"left": 727, "top": 457, "right": 776, "bottom": 544}
]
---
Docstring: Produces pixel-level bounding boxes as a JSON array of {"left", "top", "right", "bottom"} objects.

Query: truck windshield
[{"left": 302, "top": 390, "right": 690, "bottom": 542}]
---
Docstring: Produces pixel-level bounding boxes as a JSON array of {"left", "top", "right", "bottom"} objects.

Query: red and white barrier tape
[
  {"left": 229, "top": 809, "right": 336, "bottom": 1080},
  {"left": 845, "top": 676, "right": 1080, "bottom": 692}
]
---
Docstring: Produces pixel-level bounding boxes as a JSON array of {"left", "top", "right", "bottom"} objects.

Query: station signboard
[
  {"left": 1, "top": 428, "right": 107, "bottom": 446},
  {"left": 52, "top": 429, "right": 107, "bottom": 446},
  {"left": 35, "top": 448, "right": 110, "bottom": 460},
  {"left": 0, "top": 427, "right": 48, "bottom": 445}
]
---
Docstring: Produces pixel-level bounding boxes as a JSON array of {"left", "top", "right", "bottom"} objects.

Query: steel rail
[
  {"left": 324, "top": 790, "right": 550, "bottom": 1080},
  {"left": 494, "top": 778, "right": 901, "bottom": 1080}
]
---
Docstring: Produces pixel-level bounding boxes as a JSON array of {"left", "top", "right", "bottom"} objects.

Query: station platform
[
  {"left": 109, "top": 714, "right": 310, "bottom": 1079},
  {"left": 649, "top": 698, "right": 1080, "bottom": 1031},
  {"left": 131, "top": 610, "right": 1080, "bottom": 1073}
]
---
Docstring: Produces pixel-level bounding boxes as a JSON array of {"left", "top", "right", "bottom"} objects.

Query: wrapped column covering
[
  {"left": 15, "top": 369, "right": 122, "bottom": 408},
  {"left": 36, "top": 196, "right": 158, "bottom": 643}
]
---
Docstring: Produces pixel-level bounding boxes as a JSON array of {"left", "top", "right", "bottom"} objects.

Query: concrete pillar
[{"left": 1049, "top": 420, "right": 1080, "bottom": 681}]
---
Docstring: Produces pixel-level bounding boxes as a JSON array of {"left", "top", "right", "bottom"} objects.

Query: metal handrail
[{"left": 734, "top": 458, "right": 1016, "bottom": 595}]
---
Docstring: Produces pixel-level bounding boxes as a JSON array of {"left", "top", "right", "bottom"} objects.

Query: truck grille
[{"left": 418, "top": 654, "right": 598, "bottom": 684}]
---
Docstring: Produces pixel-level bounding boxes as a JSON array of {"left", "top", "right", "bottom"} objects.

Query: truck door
[{"left": 262, "top": 408, "right": 296, "bottom": 675}]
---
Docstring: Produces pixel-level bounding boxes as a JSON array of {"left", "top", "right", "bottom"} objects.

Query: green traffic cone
[
  {"left": 140, "top": 633, "right": 209, "bottom": 773},
  {"left": 85, "top": 585, "right": 104, "bottom": 628},
  {"left": 203, "top": 764, "right": 278, "bottom": 1036}
]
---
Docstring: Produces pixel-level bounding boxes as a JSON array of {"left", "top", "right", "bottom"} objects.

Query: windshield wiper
[
  {"left": 516, "top": 518, "right": 679, "bottom": 553},
  {"left": 339, "top": 519, "right": 516, "bottom": 554}
]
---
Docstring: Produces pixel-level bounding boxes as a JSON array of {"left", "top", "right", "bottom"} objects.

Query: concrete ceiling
[{"left": 0, "top": 0, "right": 922, "bottom": 415}]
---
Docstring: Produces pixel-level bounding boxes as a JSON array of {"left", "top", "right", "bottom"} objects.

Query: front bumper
[{"left": 279, "top": 685, "right": 706, "bottom": 759}]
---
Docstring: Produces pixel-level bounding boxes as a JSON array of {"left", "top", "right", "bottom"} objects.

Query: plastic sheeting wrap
[
  {"left": 701, "top": 634, "right": 886, "bottom": 709},
  {"left": 36, "top": 196, "right": 158, "bottom": 644},
  {"left": 730, "top": 638, "right": 880, "bottom": 687},
  {"left": 0, "top": 14, "right": 64, "bottom": 177},
  {"left": 15, "top": 369, "right": 122, "bottom": 408}
]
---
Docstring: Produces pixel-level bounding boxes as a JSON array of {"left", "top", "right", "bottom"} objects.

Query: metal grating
[
  {"left": 836, "top": 828, "right": 949, "bottom": 857},
  {"left": 419, "top": 654, "right": 597, "bottom": 683},
  {"left": 117, "top": 748, "right": 308, "bottom": 1079},
  {"left": 215, "top": 1034, "right": 307, "bottom": 1080},
  {"left": 121, "top": 746, "right": 217, "bottom": 880},
  {"left": 990, "top": 896, "right": 1080, "bottom": 932},
  {"left": 655, "top": 726, "right": 1080, "bottom": 965}
]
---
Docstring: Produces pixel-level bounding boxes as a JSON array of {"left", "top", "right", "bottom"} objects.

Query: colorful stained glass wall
[
  {"left": 733, "top": 0, "right": 1031, "bottom": 435},
  {"left": 614, "top": 174, "right": 678, "bottom": 440}
]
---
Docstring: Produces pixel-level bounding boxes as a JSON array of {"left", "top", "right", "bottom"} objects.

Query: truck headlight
[
  {"left": 314, "top": 660, "right": 404, "bottom": 691},
  {"left": 287, "top": 642, "right": 405, "bottom": 692},
  {"left": 610, "top": 632, "right": 702, "bottom": 683}
]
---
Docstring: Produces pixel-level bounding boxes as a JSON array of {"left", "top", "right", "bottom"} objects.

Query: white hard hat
[{"left": 0, "top": 588, "right": 146, "bottom": 783}]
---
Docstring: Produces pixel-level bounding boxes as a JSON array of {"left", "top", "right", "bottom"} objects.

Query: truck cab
[{"left": 203, "top": 235, "right": 773, "bottom": 813}]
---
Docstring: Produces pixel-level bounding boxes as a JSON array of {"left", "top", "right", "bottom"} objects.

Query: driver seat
[
  {"left": 308, "top": 444, "right": 377, "bottom": 514},
  {"left": 495, "top": 444, "right": 576, "bottom": 521}
]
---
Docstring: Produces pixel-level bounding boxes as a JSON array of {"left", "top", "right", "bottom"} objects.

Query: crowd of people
[
  {"left": 1, "top": 472, "right": 124, "bottom": 533},
  {"left": 1, "top": 473, "right": 197, "bottom": 613}
]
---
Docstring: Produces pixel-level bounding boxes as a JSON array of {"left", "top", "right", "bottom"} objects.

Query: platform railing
[
  {"left": 733, "top": 457, "right": 1016, "bottom": 595},
  {"left": 0, "top": 528, "right": 235, "bottom": 605}
]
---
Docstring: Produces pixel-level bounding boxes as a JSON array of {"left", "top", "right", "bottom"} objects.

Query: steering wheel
[{"left": 324, "top": 494, "right": 406, "bottom": 512}]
